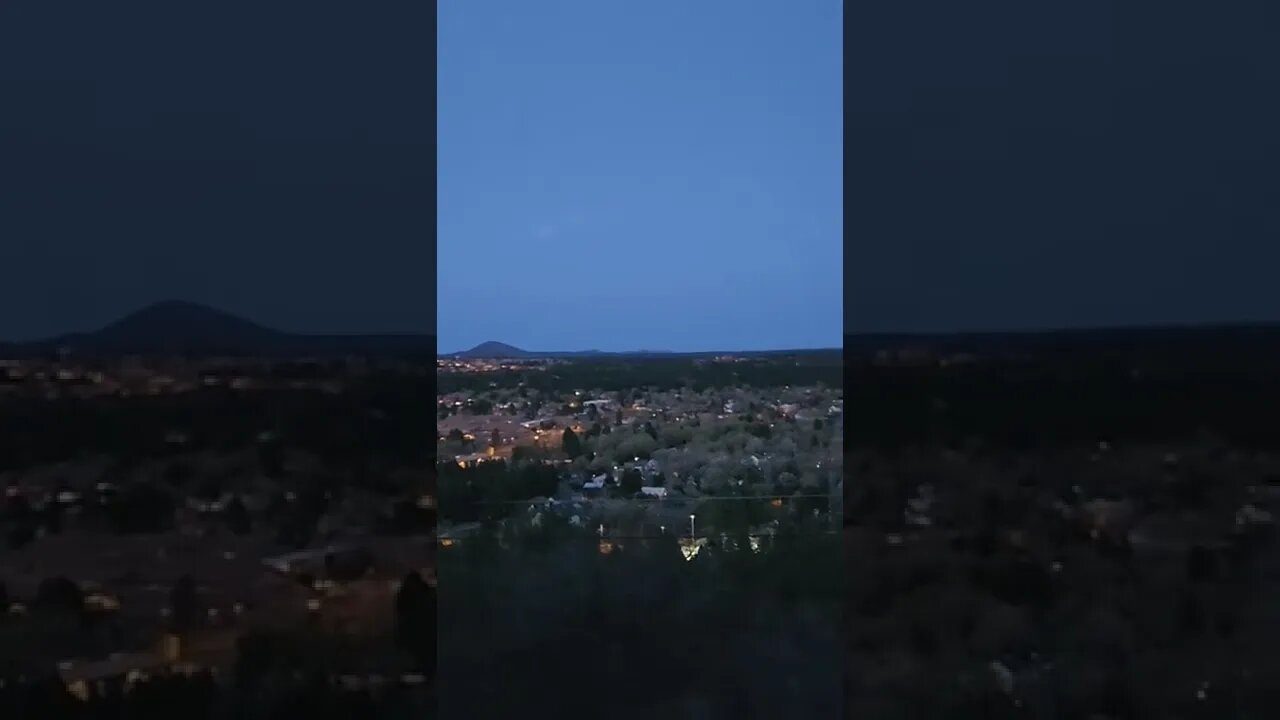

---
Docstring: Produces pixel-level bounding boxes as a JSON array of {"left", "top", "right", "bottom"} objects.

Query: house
[
  {"left": 186, "top": 493, "right": 235, "bottom": 514},
  {"left": 438, "top": 522, "right": 482, "bottom": 548},
  {"left": 59, "top": 651, "right": 172, "bottom": 700},
  {"left": 262, "top": 543, "right": 352, "bottom": 575},
  {"left": 55, "top": 490, "right": 82, "bottom": 505},
  {"left": 454, "top": 452, "right": 489, "bottom": 468}
]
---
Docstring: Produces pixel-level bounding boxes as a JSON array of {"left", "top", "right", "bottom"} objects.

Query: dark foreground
[
  {"left": 438, "top": 522, "right": 842, "bottom": 719},
  {"left": 847, "top": 331, "right": 1280, "bottom": 717}
]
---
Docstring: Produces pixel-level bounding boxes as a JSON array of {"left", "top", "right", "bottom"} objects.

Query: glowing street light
[{"left": 689, "top": 514, "right": 696, "bottom": 538}]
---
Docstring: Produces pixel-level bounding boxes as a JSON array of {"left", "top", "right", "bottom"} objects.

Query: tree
[
  {"left": 258, "top": 444, "right": 285, "bottom": 479},
  {"left": 195, "top": 477, "right": 224, "bottom": 502},
  {"left": 395, "top": 571, "right": 436, "bottom": 675},
  {"left": 643, "top": 422, "right": 658, "bottom": 441},
  {"left": 8, "top": 523, "right": 35, "bottom": 549},
  {"left": 620, "top": 468, "right": 644, "bottom": 495},
  {"left": 225, "top": 495, "right": 252, "bottom": 535},
  {"left": 35, "top": 577, "right": 83, "bottom": 614},
  {"left": 1187, "top": 545, "right": 1218, "bottom": 584},
  {"left": 562, "top": 428, "right": 583, "bottom": 458},
  {"left": 615, "top": 434, "right": 657, "bottom": 463},
  {"left": 170, "top": 574, "right": 199, "bottom": 634},
  {"left": 325, "top": 547, "right": 375, "bottom": 582},
  {"left": 109, "top": 482, "right": 175, "bottom": 534},
  {"left": 3, "top": 493, "right": 32, "bottom": 523},
  {"left": 42, "top": 503, "right": 64, "bottom": 535},
  {"left": 517, "top": 463, "right": 560, "bottom": 499},
  {"left": 234, "top": 631, "right": 276, "bottom": 691},
  {"left": 163, "top": 461, "right": 193, "bottom": 487}
]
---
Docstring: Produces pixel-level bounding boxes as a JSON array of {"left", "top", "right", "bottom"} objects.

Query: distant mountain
[
  {"left": 454, "top": 341, "right": 531, "bottom": 359},
  {"left": 8, "top": 301, "right": 435, "bottom": 358},
  {"left": 84, "top": 300, "right": 282, "bottom": 353}
]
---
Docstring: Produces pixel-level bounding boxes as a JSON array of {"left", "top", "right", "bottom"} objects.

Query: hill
[
  {"left": 8, "top": 301, "right": 434, "bottom": 358},
  {"left": 454, "top": 341, "right": 531, "bottom": 359}
]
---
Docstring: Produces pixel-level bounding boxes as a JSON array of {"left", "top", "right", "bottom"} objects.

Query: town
[
  {"left": 434, "top": 351, "right": 844, "bottom": 717},
  {"left": 0, "top": 353, "right": 435, "bottom": 716},
  {"left": 435, "top": 353, "right": 843, "bottom": 545}
]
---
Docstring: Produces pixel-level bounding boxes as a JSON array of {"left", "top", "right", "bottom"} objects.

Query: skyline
[{"left": 437, "top": 0, "right": 844, "bottom": 353}]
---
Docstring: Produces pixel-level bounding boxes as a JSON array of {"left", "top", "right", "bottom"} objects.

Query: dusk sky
[
  {"left": 438, "top": 1, "right": 843, "bottom": 353},
  {"left": 851, "top": 1, "right": 1280, "bottom": 333},
  {"left": 0, "top": 2, "right": 434, "bottom": 341}
]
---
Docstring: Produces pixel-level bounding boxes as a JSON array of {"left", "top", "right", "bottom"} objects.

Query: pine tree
[{"left": 562, "top": 427, "right": 583, "bottom": 458}]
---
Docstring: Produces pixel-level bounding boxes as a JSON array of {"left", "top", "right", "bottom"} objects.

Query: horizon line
[
  {"left": 438, "top": 343, "right": 844, "bottom": 356},
  {"left": 846, "top": 318, "right": 1280, "bottom": 338}
]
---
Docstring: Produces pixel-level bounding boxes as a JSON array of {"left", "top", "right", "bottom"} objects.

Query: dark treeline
[
  {"left": 850, "top": 361, "right": 1280, "bottom": 451},
  {"left": 436, "top": 458, "right": 559, "bottom": 522},
  {"left": 844, "top": 348, "right": 1280, "bottom": 715},
  {"left": 438, "top": 353, "right": 843, "bottom": 394},
  {"left": 0, "top": 382, "right": 433, "bottom": 474},
  {"left": 438, "top": 516, "right": 841, "bottom": 718},
  {"left": 0, "top": 671, "right": 432, "bottom": 720}
]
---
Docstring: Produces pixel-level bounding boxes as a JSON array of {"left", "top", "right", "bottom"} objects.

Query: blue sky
[{"left": 438, "top": 0, "right": 842, "bottom": 353}]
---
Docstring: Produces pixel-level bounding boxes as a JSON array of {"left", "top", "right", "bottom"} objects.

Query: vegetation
[
  {"left": 0, "top": 376, "right": 432, "bottom": 476},
  {"left": 437, "top": 353, "right": 842, "bottom": 395},
  {"left": 849, "top": 361, "right": 1280, "bottom": 451},
  {"left": 438, "top": 516, "right": 840, "bottom": 718},
  {"left": 843, "top": 350, "right": 1280, "bottom": 717},
  {"left": 0, "top": 670, "right": 432, "bottom": 719}
]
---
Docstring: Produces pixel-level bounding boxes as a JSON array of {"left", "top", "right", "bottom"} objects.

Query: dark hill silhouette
[
  {"left": 91, "top": 300, "right": 282, "bottom": 351},
  {"left": 456, "top": 341, "right": 530, "bottom": 359},
  {"left": 8, "top": 301, "right": 434, "bottom": 357}
]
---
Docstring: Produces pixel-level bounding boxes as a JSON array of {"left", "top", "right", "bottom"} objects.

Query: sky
[
  {"left": 0, "top": 2, "right": 434, "bottom": 341},
  {"left": 437, "top": 1, "right": 843, "bottom": 353},
  {"left": 850, "top": 0, "right": 1280, "bottom": 333}
]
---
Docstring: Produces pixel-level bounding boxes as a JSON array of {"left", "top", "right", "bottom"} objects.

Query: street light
[{"left": 689, "top": 514, "right": 696, "bottom": 538}]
